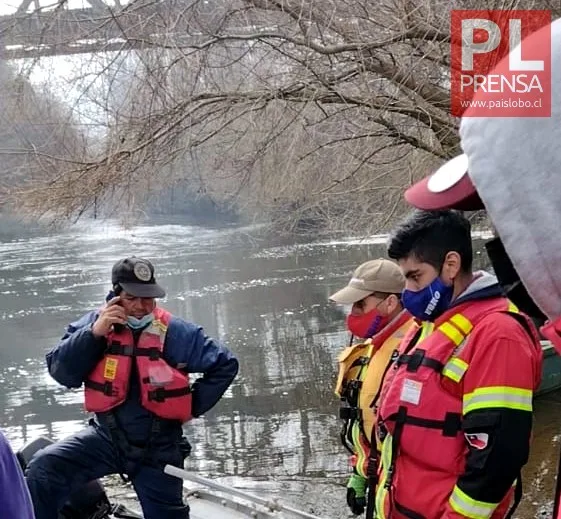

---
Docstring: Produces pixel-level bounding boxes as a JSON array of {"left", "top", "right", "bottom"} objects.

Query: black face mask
[{"left": 484, "top": 236, "right": 547, "bottom": 326}]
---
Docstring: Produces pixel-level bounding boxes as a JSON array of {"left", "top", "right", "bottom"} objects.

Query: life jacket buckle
[
  {"left": 442, "top": 412, "right": 462, "bottom": 437},
  {"left": 366, "top": 452, "right": 379, "bottom": 478},
  {"left": 357, "top": 356, "right": 369, "bottom": 366},
  {"left": 122, "top": 345, "right": 134, "bottom": 356},
  {"left": 384, "top": 467, "right": 394, "bottom": 489},
  {"left": 339, "top": 406, "right": 360, "bottom": 420},
  {"left": 103, "top": 381, "right": 114, "bottom": 396},
  {"left": 406, "top": 349, "right": 426, "bottom": 372},
  {"left": 378, "top": 423, "right": 387, "bottom": 441},
  {"left": 148, "top": 387, "right": 166, "bottom": 402}
]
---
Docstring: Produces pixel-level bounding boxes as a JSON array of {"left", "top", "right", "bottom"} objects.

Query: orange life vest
[
  {"left": 375, "top": 297, "right": 540, "bottom": 519},
  {"left": 84, "top": 307, "right": 192, "bottom": 423}
]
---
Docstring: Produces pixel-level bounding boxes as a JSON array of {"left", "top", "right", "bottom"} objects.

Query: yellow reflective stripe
[
  {"left": 348, "top": 344, "right": 373, "bottom": 478},
  {"left": 450, "top": 313, "right": 473, "bottom": 335},
  {"left": 508, "top": 301, "right": 519, "bottom": 313},
  {"left": 449, "top": 485, "right": 497, "bottom": 519},
  {"left": 420, "top": 322, "right": 434, "bottom": 339},
  {"left": 351, "top": 422, "right": 368, "bottom": 479},
  {"left": 375, "top": 434, "right": 392, "bottom": 519},
  {"left": 438, "top": 321, "right": 465, "bottom": 346},
  {"left": 442, "top": 357, "right": 469, "bottom": 383},
  {"left": 463, "top": 386, "right": 533, "bottom": 414}
]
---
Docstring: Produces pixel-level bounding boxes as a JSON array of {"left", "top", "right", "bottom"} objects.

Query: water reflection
[{"left": 0, "top": 218, "right": 558, "bottom": 518}]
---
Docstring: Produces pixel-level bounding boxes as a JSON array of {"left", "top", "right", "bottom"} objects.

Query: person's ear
[
  {"left": 441, "top": 251, "right": 462, "bottom": 283},
  {"left": 383, "top": 294, "right": 401, "bottom": 315}
]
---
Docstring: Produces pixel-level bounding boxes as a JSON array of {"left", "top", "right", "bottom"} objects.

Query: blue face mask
[
  {"left": 127, "top": 313, "right": 154, "bottom": 330},
  {"left": 401, "top": 276, "right": 453, "bottom": 322}
]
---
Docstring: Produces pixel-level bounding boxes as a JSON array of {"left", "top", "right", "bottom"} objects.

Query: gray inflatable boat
[
  {"left": 166, "top": 465, "right": 327, "bottom": 519},
  {"left": 16, "top": 436, "right": 326, "bottom": 519}
]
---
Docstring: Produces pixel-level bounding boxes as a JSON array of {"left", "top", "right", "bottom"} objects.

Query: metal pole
[{"left": 164, "top": 465, "right": 329, "bottom": 519}]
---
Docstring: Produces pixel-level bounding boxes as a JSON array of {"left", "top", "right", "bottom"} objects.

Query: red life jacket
[
  {"left": 375, "top": 297, "right": 541, "bottom": 519},
  {"left": 84, "top": 307, "right": 192, "bottom": 423}
]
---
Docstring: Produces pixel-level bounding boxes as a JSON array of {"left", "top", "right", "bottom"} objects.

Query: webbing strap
[
  {"left": 396, "top": 349, "right": 444, "bottom": 373},
  {"left": 85, "top": 380, "right": 113, "bottom": 396},
  {"left": 147, "top": 385, "right": 191, "bottom": 402}
]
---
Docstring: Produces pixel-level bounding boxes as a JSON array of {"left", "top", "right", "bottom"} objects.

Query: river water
[{"left": 0, "top": 217, "right": 558, "bottom": 518}]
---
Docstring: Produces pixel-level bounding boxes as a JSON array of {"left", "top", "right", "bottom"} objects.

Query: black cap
[{"left": 111, "top": 257, "right": 166, "bottom": 298}]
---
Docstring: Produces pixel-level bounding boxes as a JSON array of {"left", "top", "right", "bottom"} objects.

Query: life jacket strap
[
  {"left": 105, "top": 342, "right": 134, "bottom": 356},
  {"left": 134, "top": 347, "right": 161, "bottom": 360},
  {"left": 85, "top": 380, "right": 114, "bottom": 396},
  {"left": 106, "top": 343, "right": 161, "bottom": 360},
  {"left": 396, "top": 349, "right": 444, "bottom": 373},
  {"left": 365, "top": 422, "right": 380, "bottom": 519},
  {"left": 384, "top": 407, "right": 462, "bottom": 494},
  {"left": 340, "top": 422, "right": 355, "bottom": 455},
  {"left": 350, "top": 356, "right": 370, "bottom": 368},
  {"left": 393, "top": 499, "right": 426, "bottom": 519},
  {"left": 146, "top": 385, "right": 192, "bottom": 403},
  {"left": 341, "top": 379, "right": 363, "bottom": 408},
  {"left": 102, "top": 412, "right": 167, "bottom": 482},
  {"left": 385, "top": 409, "right": 462, "bottom": 437}
]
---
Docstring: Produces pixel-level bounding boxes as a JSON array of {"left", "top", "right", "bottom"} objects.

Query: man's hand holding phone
[{"left": 92, "top": 296, "right": 127, "bottom": 338}]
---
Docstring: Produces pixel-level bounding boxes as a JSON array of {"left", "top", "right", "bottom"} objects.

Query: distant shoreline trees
[{"left": 2, "top": 0, "right": 557, "bottom": 235}]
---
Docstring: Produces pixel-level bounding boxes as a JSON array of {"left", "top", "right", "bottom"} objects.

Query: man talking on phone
[{"left": 25, "top": 257, "right": 239, "bottom": 519}]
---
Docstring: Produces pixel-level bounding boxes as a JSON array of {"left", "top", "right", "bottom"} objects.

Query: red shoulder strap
[{"left": 153, "top": 306, "right": 172, "bottom": 325}]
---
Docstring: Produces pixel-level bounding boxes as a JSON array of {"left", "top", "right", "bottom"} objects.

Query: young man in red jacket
[
  {"left": 389, "top": 14, "right": 561, "bottom": 518},
  {"left": 374, "top": 210, "right": 542, "bottom": 519}
]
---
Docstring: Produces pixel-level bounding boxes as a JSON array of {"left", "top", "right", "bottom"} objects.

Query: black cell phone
[
  {"left": 105, "top": 286, "right": 125, "bottom": 332},
  {"left": 105, "top": 285, "right": 122, "bottom": 302}
]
